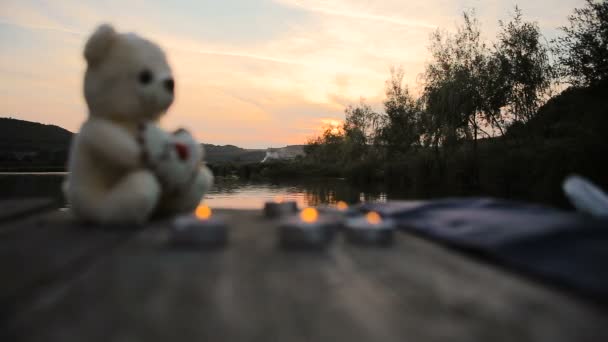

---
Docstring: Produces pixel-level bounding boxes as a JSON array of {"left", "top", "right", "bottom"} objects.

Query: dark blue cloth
[{"left": 358, "top": 198, "right": 608, "bottom": 301}]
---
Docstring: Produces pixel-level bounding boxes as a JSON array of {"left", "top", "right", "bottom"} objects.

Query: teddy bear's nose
[{"left": 164, "top": 78, "right": 174, "bottom": 93}]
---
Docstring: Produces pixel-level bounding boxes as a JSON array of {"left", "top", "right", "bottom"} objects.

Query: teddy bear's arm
[{"left": 80, "top": 119, "right": 142, "bottom": 170}]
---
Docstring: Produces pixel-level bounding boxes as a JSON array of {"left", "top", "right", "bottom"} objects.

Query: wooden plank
[
  {"left": 4, "top": 210, "right": 608, "bottom": 341},
  {"left": 341, "top": 235, "right": 608, "bottom": 341},
  {"left": 0, "top": 210, "right": 142, "bottom": 324},
  {"left": 0, "top": 198, "right": 58, "bottom": 224}
]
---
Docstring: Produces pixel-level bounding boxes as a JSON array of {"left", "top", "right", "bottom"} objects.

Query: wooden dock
[{"left": 1, "top": 198, "right": 607, "bottom": 341}]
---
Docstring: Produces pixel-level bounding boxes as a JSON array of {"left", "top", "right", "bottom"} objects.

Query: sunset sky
[{"left": 0, "top": 0, "right": 584, "bottom": 148}]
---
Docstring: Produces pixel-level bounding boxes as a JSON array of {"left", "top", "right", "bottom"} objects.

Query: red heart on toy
[{"left": 174, "top": 142, "right": 189, "bottom": 161}]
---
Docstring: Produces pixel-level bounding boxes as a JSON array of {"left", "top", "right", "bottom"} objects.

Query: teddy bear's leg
[
  {"left": 95, "top": 169, "right": 161, "bottom": 224},
  {"left": 160, "top": 166, "right": 214, "bottom": 214}
]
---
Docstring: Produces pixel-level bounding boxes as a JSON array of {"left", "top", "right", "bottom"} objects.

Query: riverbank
[{"left": 209, "top": 128, "right": 607, "bottom": 210}]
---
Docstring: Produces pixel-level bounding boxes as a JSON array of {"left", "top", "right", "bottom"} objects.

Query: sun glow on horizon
[{"left": 320, "top": 118, "right": 344, "bottom": 135}]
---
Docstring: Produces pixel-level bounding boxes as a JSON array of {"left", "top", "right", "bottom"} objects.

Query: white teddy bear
[{"left": 63, "top": 24, "right": 213, "bottom": 224}]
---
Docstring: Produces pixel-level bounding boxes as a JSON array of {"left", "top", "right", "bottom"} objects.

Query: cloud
[
  {"left": 0, "top": 0, "right": 584, "bottom": 148},
  {"left": 164, "top": 40, "right": 304, "bottom": 66},
  {"left": 273, "top": 0, "right": 438, "bottom": 28},
  {"left": 0, "top": 19, "right": 83, "bottom": 36}
]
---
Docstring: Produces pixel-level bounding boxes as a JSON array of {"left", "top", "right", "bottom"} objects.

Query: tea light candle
[
  {"left": 317, "top": 201, "right": 350, "bottom": 215},
  {"left": 344, "top": 211, "right": 395, "bottom": 246},
  {"left": 316, "top": 201, "right": 354, "bottom": 230},
  {"left": 264, "top": 195, "right": 298, "bottom": 218},
  {"left": 171, "top": 205, "right": 228, "bottom": 248},
  {"left": 279, "top": 207, "right": 336, "bottom": 249}
]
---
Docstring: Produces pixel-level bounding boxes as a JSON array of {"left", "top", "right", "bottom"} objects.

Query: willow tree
[
  {"left": 554, "top": 0, "right": 608, "bottom": 86},
  {"left": 422, "top": 11, "right": 492, "bottom": 150},
  {"left": 495, "top": 7, "right": 554, "bottom": 125}
]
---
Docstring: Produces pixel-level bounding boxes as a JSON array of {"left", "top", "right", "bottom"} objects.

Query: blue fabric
[{"left": 358, "top": 198, "right": 608, "bottom": 301}]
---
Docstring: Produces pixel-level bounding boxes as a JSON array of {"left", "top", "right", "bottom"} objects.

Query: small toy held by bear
[{"left": 63, "top": 24, "right": 213, "bottom": 224}]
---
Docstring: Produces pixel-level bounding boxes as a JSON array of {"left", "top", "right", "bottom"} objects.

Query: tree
[
  {"left": 380, "top": 67, "right": 422, "bottom": 156},
  {"left": 422, "top": 11, "right": 492, "bottom": 149},
  {"left": 554, "top": 0, "right": 608, "bottom": 86},
  {"left": 304, "top": 100, "right": 380, "bottom": 165},
  {"left": 494, "top": 6, "right": 554, "bottom": 124},
  {"left": 304, "top": 127, "right": 345, "bottom": 164},
  {"left": 343, "top": 100, "right": 381, "bottom": 161}
]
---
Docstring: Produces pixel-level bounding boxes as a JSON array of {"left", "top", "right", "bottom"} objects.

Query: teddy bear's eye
[{"left": 138, "top": 69, "right": 153, "bottom": 84}]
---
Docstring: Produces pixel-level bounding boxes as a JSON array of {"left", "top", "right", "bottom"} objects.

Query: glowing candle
[
  {"left": 315, "top": 200, "right": 353, "bottom": 232},
  {"left": 172, "top": 205, "right": 228, "bottom": 248},
  {"left": 344, "top": 211, "right": 395, "bottom": 246},
  {"left": 336, "top": 201, "right": 349, "bottom": 211},
  {"left": 318, "top": 200, "right": 352, "bottom": 215},
  {"left": 264, "top": 196, "right": 298, "bottom": 218},
  {"left": 365, "top": 211, "right": 382, "bottom": 225},
  {"left": 195, "top": 205, "right": 212, "bottom": 220},
  {"left": 278, "top": 207, "right": 335, "bottom": 249},
  {"left": 300, "top": 207, "right": 319, "bottom": 223}
]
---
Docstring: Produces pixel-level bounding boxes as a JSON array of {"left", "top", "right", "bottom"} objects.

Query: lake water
[{"left": 0, "top": 172, "right": 391, "bottom": 209}]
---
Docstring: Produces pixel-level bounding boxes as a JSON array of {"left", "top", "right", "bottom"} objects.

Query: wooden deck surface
[{"left": 1, "top": 198, "right": 607, "bottom": 341}]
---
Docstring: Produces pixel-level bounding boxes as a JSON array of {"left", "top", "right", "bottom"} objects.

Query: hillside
[
  {"left": 203, "top": 144, "right": 305, "bottom": 164},
  {"left": 203, "top": 144, "right": 266, "bottom": 164},
  {"left": 507, "top": 80, "right": 608, "bottom": 142},
  {"left": 0, "top": 117, "right": 73, "bottom": 147},
  {"left": 495, "top": 81, "right": 608, "bottom": 205},
  {"left": 0, "top": 117, "right": 297, "bottom": 169},
  {"left": 0, "top": 118, "right": 73, "bottom": 170}
]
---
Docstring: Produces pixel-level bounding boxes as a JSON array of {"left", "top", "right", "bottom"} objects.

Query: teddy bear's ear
[{"left": 84, "top": 24, "right": 117, "bottom": 67}]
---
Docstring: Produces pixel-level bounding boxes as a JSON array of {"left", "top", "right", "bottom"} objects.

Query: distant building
[{"left": 261, "top": 145, "right": 304, "bottom": 163}]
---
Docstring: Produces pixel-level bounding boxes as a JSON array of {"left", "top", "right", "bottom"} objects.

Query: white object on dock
[{"left": 563, "top": 175, "right": 608, "bottom": 218}]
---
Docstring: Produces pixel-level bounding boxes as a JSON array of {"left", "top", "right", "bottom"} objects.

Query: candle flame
[
  {"left": 274, "top": 195, "right": 284, "bottom": 203},
  {"left": 195, "top": 205, "right": 212, "bottom": 220},
  {"left": 336, "top": 201, "right": 348, "bottom": 211},
  {"left": 366, "top": 211, "right": 382, "bottom": 225},
  {"left": 300, "top": 207, "right": 319, "bottom": 223}
]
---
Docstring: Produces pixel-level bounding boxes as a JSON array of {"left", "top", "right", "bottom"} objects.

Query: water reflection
[
  {"left": 206, "top": 177, "right": 388, "bottom": 209},
  {"left": 0, "top": 173, "right": 390, "bottom": 209}
]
